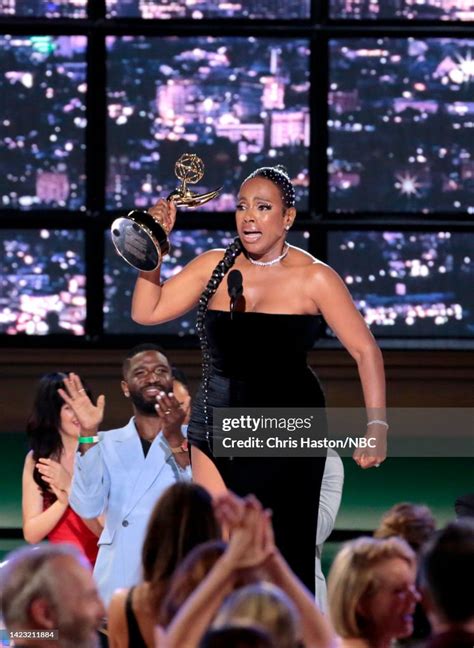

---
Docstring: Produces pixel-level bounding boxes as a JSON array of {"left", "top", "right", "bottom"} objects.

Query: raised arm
[
  {"left": 59, "top": 373, "right": 110, "bottom": 518},
  {"left": 308, "top": 263, "right": 387, "bottom": 468},
  {"left": 165, "top": 495, "right": 273, "bottom": 648},
  {"left": 130, "top": 199, "right": 223, "bottom": 325}
]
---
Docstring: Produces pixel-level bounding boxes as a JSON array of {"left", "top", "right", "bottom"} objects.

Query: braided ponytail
[{"left": 195, "top": 237, "right": 243, "bottom": 440}]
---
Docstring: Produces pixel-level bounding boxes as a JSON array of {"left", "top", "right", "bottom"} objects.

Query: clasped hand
[{"left": 213, "top": 492, "right": 276, "bottom": 571}]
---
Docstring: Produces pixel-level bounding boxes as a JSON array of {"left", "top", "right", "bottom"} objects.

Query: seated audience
[
  {"left": 419, "top": 519, "right": 474, "bottom": 648},
  {"left": 328, "top": 536, "right": 420, "bottom": 648},
  {"left": 374, "top": 502, "right": 436, "bottom": 553},
  {"left": 212, "top": 582, "right": 299, "bottom": 648},
  {"left": 22, "top": 372, "right": 102, "bottom": 565},
  {"left": 161, "top": 492, "right": 335, "bottom": 648},
  {"left": 0, "top": 543, "right": 105, "bottom": 648},
  {"left": 374, "top": 502, "right": 437, "bottom": 642},
  {"left": 107, "top": 482, "right": 221, "bottom": 648}
]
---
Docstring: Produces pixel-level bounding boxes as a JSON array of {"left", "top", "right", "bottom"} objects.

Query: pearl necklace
[{"left": 247, "top": 244, "right": 290, "bottom": 267}]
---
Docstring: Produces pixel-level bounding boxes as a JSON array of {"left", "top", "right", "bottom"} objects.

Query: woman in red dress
[{"left": 22, "top": 372, "right": 103, "bottom": 566}]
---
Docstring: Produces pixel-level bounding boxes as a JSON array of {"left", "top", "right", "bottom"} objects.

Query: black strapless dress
[{"left": 188, "top": 310, "right": 327, "bottom": 593}]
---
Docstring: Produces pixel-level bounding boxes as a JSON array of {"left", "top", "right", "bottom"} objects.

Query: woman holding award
[{"left": 131, "top": 164, "right": 387, "bottom": 593}]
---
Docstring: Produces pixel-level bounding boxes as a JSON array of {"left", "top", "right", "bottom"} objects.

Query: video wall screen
[
  {"left": 0, "top": 35, "right": 88, "bottom": 211},
  {"left": 106, "top": 0, "right": 310, "bottom": 19},
  {"left": 330, "top": 0, "right": 474, "bottom": 21},
  {"left": 104, "top": 229, "right": 309, "bottom": 335},
  {"left": 106, "top": 36, "right": 310, "bottom": 213},
  {"left": 0, "top": 1, "right": 87, "bottom": 18},
  {"left": 0, "top": 229, "right": 86, "bottom": 336},
  {"left": 328, "top": 38, "right": 474, "bottom": 214},
  {"left": 328, "top": 230, "right": 474, "bottom": 338}
]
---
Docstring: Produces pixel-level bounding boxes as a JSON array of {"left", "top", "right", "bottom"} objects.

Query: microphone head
[{"left": 227, "top": 269, "right": 243, "bottom": 299}]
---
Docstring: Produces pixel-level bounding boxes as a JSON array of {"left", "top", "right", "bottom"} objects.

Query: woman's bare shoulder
[
  {"left": 24, "top": 450, "right": 35, "bottom": 468},
  {"left": 108, "top": 588, "right": 130, "bottom": 611},
  {"left": 289, "top": 246, "right": 332, "bottom": 271}
]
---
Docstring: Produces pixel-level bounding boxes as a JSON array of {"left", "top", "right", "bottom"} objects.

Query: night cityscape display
[
  {"left": 0, "top": 230, "right": 86, "bottom": 335},
  {"left": 1, "top": 6, "right": 473, "bottom": 345},
  {"left": 328, "top": 231, "right": 474, "bottom": 337},
  {"left": 105, "top": 0, "right": 310, "bottom": 19},
  {"left": 104, "top": 229, "right": 309, "bottom": 335},
  {"left": 106, "top": 36, "right": 310, "bottom": 212},
  {"left": 0, "top": 0, "right": 87, "bottom": 18},
  {"left": 330, "top": 0, "right": 474, "bottom": 21},
  {"left": 329, "top": 38, "right": 474, "bottom": 214},
  {"left": 0, "top": 35, "right": 87, "bottom": 211}
]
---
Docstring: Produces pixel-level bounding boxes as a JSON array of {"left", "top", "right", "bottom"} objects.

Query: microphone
[{"left": 227, "top": 270, "right": 243, "bottom": 319}]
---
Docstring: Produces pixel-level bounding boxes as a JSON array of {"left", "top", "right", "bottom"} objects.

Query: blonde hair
[
  {"left": 374, "top": 502, "right": 436, "bottom": 552},
  {"left": 328, "top": 536, "right": 415, "bottom": 638},
  {"left": 213, "top": 582, "right": 299, "bottom": 648}
]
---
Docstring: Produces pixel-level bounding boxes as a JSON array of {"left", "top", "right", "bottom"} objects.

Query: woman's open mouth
[{"left": 242, "top": 230, "right": 262, "bottom": 243}]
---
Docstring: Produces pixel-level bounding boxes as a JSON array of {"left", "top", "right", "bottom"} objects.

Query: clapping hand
[
  {"left": 57, "top": 373, "right": 105, "bottom": 434},
  {"left": 155, "top": 391, "right": 186, "bottom": 433},
  {"left": 214, "top": 492, "right": 276, "bottom": 571},
  {"left": 36, "top": 458, "right": 71, "bottom": 504}
]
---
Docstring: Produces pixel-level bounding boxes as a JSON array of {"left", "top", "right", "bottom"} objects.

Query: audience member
[
  {"left": 374, "top": 502, "right": 437, "bottom": 642},
  {"left": 69, "top": 344, "right": 191, "bottom": 604},
  {"left": 162, "top": 492, "right": 335, "bottom": 648},
  {"left": 328, "top": 536, "right": 419, "bottom": 648},
  {"left": 212, "top": 582, "right": 298, "bottom": 648},
  {"left": 419, "top": 519, "right": 474, "bottom": 648},
  {"left": 22, "top": 372, "right": 102, "bottom": 565},
  {"left": 454, "top": 494, "right": 474, "bottom": 519},
  {"left": 0, "top": 544, "right": 105, "bottom": 648},
  {"left": 374, "top": 502, "right": 436, "bottom": 553},
  {"left": 172, "top": 367, "right": 192, "bottom": 425},
  {"left": 107, "top": 482, "right": 220, "bottom": 648}
]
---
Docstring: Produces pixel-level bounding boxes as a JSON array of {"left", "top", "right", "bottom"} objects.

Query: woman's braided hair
[{"left": 195, "top": 237, "right": 243, "bottom": 435}]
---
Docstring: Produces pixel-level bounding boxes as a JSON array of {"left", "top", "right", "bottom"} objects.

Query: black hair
[
  {"left": 122, "top": 343, "right": 167, "bottom": 377},
  {"left": 419, "top": 519, "right": 474, "bottom": 623},
  {"left": 196, "top": 238, "right": 243, "bottom": 448},
  {"left": 26, "top": 372, "right": 92, "bottom": 496},
  {"left": 242, "top": 165, "right": 296, "bottom": 209},
  {"left": 200, "top": 626, "right": 275, "bottom": 648},
  {"left": 172, "top": 367, "right": 190, "bottom": 389}
]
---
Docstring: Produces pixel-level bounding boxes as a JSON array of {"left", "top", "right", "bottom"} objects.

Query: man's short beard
[
  {"left": 129, "top": 391, "right": 159, "bottom": 415},
  {"left": 128, "top": 378, "right": 172, "bottom": 416}
]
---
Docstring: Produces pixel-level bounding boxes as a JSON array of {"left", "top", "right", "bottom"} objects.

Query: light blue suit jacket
[{"left": 69, "top": 418, "right": 191, "bottom": 606}]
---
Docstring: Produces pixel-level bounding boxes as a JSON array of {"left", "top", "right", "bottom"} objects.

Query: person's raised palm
[{"left": 58, "top": 373, "right": 105, "bottom": 434}]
